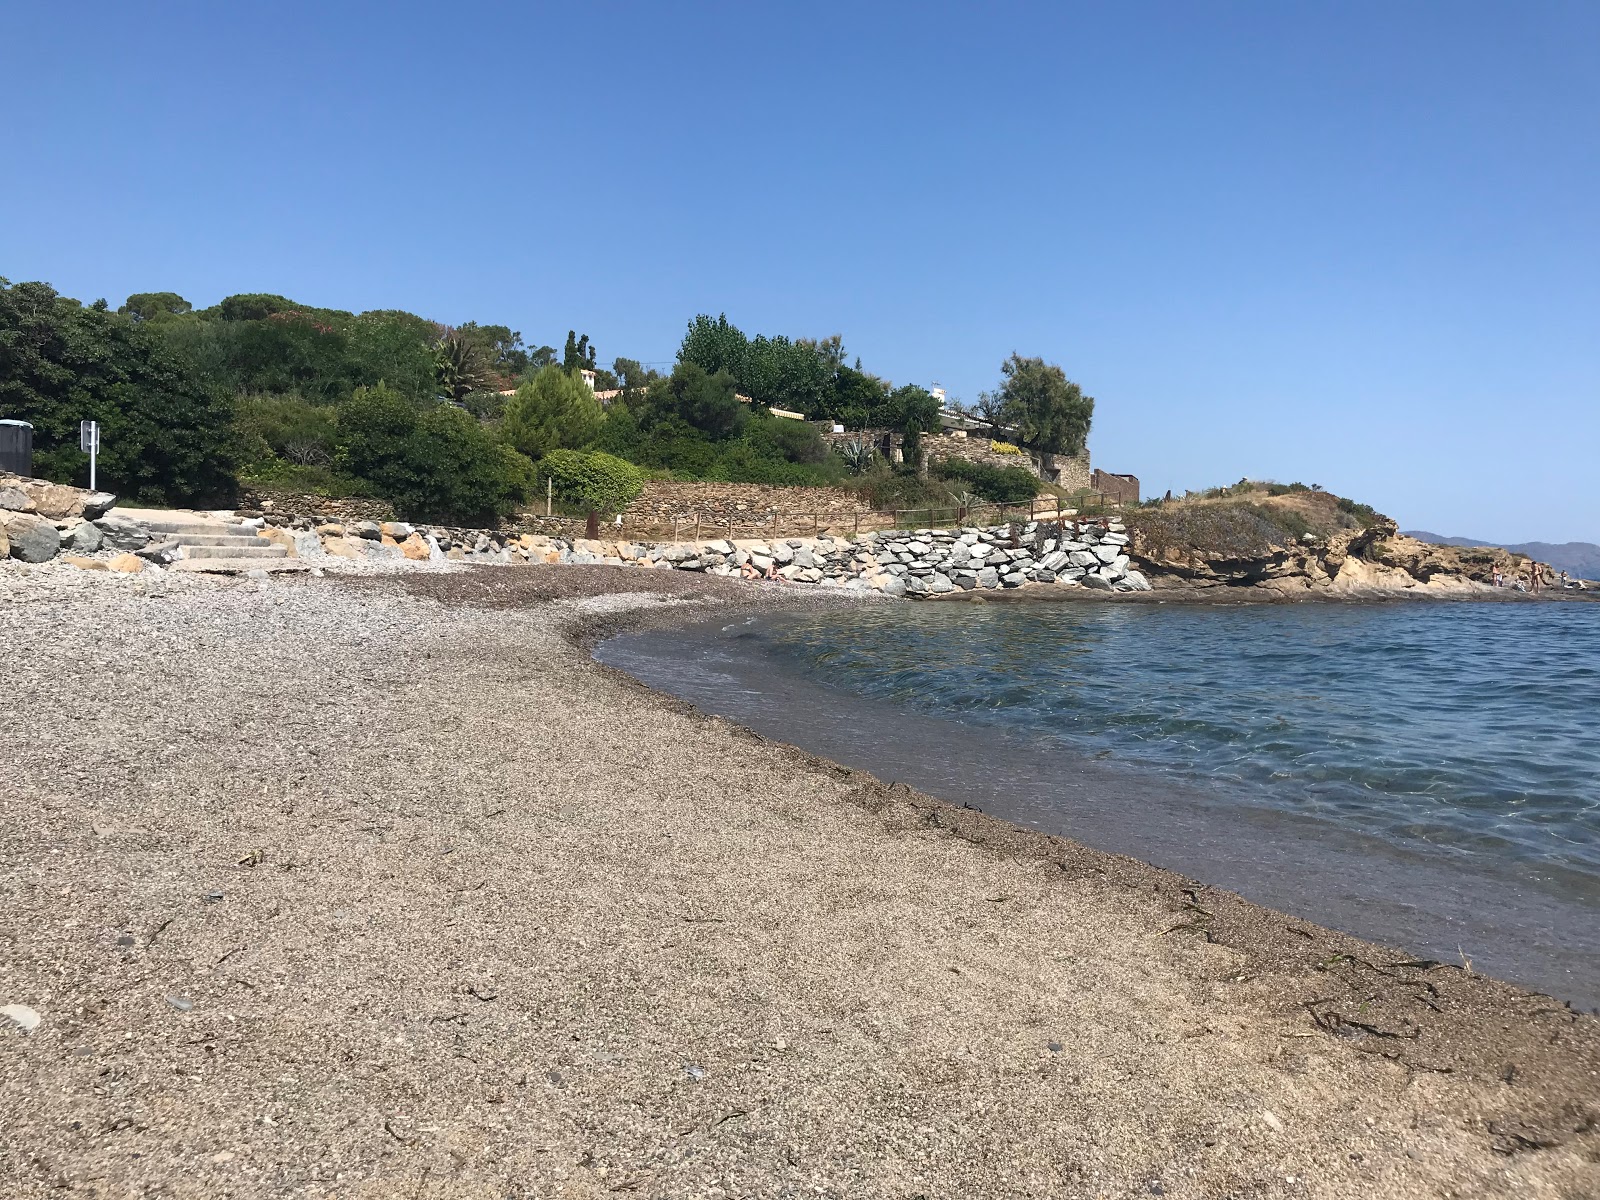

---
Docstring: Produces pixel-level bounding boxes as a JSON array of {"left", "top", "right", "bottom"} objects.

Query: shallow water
[{"left": 598, "top": 599, "right": 1600, "bottom": 1008}]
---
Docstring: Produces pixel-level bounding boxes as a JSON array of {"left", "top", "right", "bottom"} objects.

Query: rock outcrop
[
  {"left": 0, "top": 472, "right": 116, "bottom": 521},
  {"left": 1128, "top": 515, "right": 1524, "bottom": 595}
]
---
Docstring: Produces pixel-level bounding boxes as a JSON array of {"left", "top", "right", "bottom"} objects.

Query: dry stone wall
[
  {"left": 240, "top": 487, "right": 394, "bottom": 523},
  {"left": 923, "top": 435, "right": 1093, "bottom": 492},
  {"left": 619, "top": 481, "right": 875, "bottom": 537}
]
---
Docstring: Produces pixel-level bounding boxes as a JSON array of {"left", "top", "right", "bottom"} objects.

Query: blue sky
[{"left": 4, "top": 2, "right": 1596, "bottom": 542}]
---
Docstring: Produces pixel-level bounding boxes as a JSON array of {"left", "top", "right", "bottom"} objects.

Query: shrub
[
  {"left": 988, "top": 440, "right": 1022, "bottom": 455},
  {"left": 235, "top": 393, "right": 338, "bottom": 468},
  {"left": 932, "top": 458, "right": 1040, "bottom": 504},
  {"left": 334, "top": 383, "right": 532, "bottom": 524},
  {"left": 1336, "top": 495, "right": 1382, "bottom": 528},
  {"left": 536, "top": 449, "right": 643, "bottom": 516},
  {"left": 747, "top": 411, "right": 829, "bottom": 465}
]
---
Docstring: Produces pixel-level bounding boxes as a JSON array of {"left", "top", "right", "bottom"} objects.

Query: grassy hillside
[{"left": 1127, "top": 484, "right": 1385, "bottom": 559}]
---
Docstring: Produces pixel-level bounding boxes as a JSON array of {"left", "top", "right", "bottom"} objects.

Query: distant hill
[{"left": 1404, "top": 532, "right": 1600, "bottom": 580}]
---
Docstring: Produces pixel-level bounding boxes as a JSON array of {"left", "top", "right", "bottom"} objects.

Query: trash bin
[{"left": 0, "top": 420, "right": 32, "bottom": 477}]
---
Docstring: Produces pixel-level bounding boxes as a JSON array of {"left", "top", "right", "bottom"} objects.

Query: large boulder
[
  {"left": 0, "top": 473, "right": 115, "bottom": 520},
  {"left": 62, "top": 520, "right": 103, "bottom": 553},
  {"left": 93, "top": 515, "right": 151, "bottom": 551},
  {"left": 0, "top": 512, "right": 61, "bottom": 562},
  {"left": 0, "top": 487, "right": 34, "bottom": 513}
]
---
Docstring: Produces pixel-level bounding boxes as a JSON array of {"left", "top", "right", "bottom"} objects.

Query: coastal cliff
[{"left": 1126, "top": 492, "right": 1533, "bottom": 596}]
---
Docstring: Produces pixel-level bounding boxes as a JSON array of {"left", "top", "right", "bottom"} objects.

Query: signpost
[{"left": 80, "top": 420, "right": 100, "bottom": 491}]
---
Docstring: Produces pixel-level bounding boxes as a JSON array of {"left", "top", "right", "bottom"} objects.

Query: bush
[
  {"left": 536, "top": 449, "right": 643, "bottom": 516},
  {"left": 333, "top": 383, "right": 532, "bottom": 524},
  {"left": 851, "top": 465, "right": 952, "bottom": 511},
  {"left": 1336, "top": 495, "right": 1382, "bottom": 528},
  {"left": 747, "top": 412, "right": 830, "bottom": 466},
  {"left": 235, "top": 393, "right": 338, "bottom": 468},
  {"left": 932, "top": 458, "right": 1040, "bottom": 504}
]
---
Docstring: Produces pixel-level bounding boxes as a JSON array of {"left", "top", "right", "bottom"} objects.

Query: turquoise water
[
  {"left": 599, "top": 599, "right": 1600, "bottom": 1005},
  {"left": 757, "top": 602, "right": 1600, "bottom": 882}
]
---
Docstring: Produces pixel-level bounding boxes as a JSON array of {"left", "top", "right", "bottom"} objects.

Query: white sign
[{"left": 80, "top": 420, "right": 100, "bottom": 489}]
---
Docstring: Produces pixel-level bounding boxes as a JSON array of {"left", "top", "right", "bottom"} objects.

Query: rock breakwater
[{"left": 279, "top": 515, "right": 1148, "bottom": 598}]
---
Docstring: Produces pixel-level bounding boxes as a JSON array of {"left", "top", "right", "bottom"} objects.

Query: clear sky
[{"left": 4, "top": 2, "right": 1596, "bottom": 542}]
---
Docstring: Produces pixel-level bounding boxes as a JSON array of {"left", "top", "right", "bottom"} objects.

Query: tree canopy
[
  {"left": 0, "top": 278, "right": 235, "bottom": 503},
  {"left": 991, "top": 353, "right": 1094, "bottom": 457},
  {"left": 501, "top": 365, "right": 604, "bottom": 459},
  {"left": 537, "top": 449, "right": 643, "bottom": 516}
]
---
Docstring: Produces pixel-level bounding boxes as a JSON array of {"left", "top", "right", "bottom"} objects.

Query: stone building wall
[
  {"left": 1043, "top": 451, "right": 1093, "bottom": 493},
  {"left": 1091, "top": 470, "right": 1140, "bottom": 506},
  {"left": 925, "top": 433, "right": 1092, "bottom": 491}
]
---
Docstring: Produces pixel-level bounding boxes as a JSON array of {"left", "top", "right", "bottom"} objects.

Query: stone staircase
[{"left": 141, "top": 516, "right": 305, "bottom": 574}]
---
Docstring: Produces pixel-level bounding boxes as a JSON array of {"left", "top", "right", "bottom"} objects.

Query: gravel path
[{"left": 2, "top": 563, "right": 1596, "bottom": 1198}]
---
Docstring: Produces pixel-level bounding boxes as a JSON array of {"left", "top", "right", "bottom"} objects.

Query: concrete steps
[
  {"left": 140, "top": 516, "right": 290, "bottom": 569},
  {"left": 182, "top": 543, "right": 288, "bottom": 560}
]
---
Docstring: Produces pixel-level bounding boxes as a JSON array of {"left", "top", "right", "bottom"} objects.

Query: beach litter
[{"left": 2, "top": 1004, "right": 41, "bottom": 1034}]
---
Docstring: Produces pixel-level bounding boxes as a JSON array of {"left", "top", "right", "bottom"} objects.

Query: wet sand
[{"left": 2, "top": 563, "right": 1597, "bottom": 1198}]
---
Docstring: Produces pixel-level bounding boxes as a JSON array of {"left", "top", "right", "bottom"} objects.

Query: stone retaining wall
[
  {"left": 617, "top": 481, "right": 876, "bottom": 537},
  {"left": 924, "top": 434, "right": 1093, "bottom": 491},
  {"left": 240, "top": 488, "right": 394, "bottom": 522}
]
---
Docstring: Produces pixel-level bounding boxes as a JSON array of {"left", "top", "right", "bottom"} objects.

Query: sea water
[{"left": 598, "top": 600, "right": 1600, "bottom": 1007}]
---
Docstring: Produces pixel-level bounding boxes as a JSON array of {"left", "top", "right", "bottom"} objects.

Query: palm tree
[{"left": 433, "top": 327, "right": 497, "bottom": 403}]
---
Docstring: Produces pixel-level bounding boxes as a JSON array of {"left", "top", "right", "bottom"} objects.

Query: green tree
[
  {"left": 651, "top": 362, "right": 746, "bottom": 439},
  {"left": 458, "top": 321, "right": 529, "bottom": 376},
  {"left": 501, "top": 364, "right": 603, "bottom": 459},
  {"left": 119, "top": 292, "right": 192, "bottom": 322},
  {"left": 677, "top": 313, "right": 749, "bottom": 380},
  {"left": 831, "top": 364, "right": 888, "bottom": 427},
  {"left": 433, "top": 327, "right": 497, "bottom": 402},
  {"left": 562, "top": 330, "right": 597, "bottom": 373},
  {"left": 347, "top": 310, "right": 438, "bottom": 401},
  {"left": 333, "top": 383, "right": 531, "bottom": 524},
  {"left": 0, "top": 278, "right": 236, "bottom": 503},
  {"left": 537, "top": 448, "right": 642, "bottom": 528},
  {"left": 162, "top": 309, "right": 359, "bottom": 403},
  {"left": 744, "top": 334, "right": 835, "bottom": 417},
  {"left": 211, "top": 293, "right": 300, "bottom": 322},
  {"left": 991, "top": 353, "right": 1094, "bottom": 456},
  {"left": 881, "top": 383, "right": 941, "bottom": 456}
]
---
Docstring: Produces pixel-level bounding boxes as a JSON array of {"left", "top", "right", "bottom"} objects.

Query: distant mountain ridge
[{"left": 1403, "top": 532, "right": 1600, "bottom": 579}]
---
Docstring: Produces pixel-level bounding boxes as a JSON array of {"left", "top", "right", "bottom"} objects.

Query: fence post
[{"left": 694, "top": 512, "right": 701, "bottom": 541}]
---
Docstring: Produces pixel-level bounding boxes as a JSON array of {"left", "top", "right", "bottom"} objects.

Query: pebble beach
[{"left": 2, "top": 561, "right": 1597, "bottom": 1198}]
